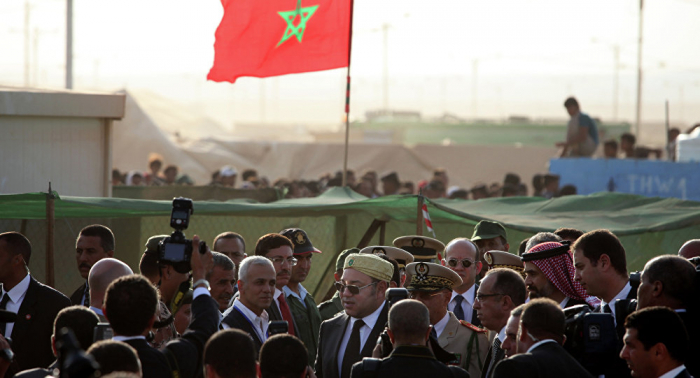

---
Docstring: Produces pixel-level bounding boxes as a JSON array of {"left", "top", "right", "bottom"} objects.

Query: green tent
[{"left": 1, "top": 187, "right": 698, "bottom": 300}]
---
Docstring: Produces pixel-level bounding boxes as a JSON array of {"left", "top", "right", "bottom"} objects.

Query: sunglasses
[
  {"left": 409, "top": 291, "right": 445, "bottom": 300},
  {"left": 334, "top": 281, "right": 378, "bottom": 295},
  {"left": 445, "top": 258, "right": 476, "bottom": 268}
]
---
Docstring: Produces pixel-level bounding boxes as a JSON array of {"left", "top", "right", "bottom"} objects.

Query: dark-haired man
[
  {"left": 213, "top": 232, "right": 247, "bottom": 269},
  {"left": 473, "top": 268, "right": 526, "bottom": 378},
  {"left": 87, "top": 340, "right": 142, "bottom": 377},
  {"left": 556, "top": 97, "right": 598, "bottom": 157},
  {"left": 104, "top": 236, "right": 219, "bottom": 378},
  {"left": 0, "top": 232, "right": 71, "bottom": 375},
  {"left": 637, "top": 256, "right": 698, "bottom": 377},
  {"left": 493, "top": 299, "right": 593, "bottom": 378},
  {"left": 204, "top": 329, "right": 257, "bottom": 378},
  {"left": 281, "top": 229, "right": 323, "bottom": 365},
  {"left": 621, "top": 307, "right": 691, "bottom": 378},
  {"left": 553, "top": 227, "right": 584, "bottom": 244},
  {"left": 471, "top": 221, "right": 510, "bottom": 279},
  {"left": 260, "top": 335, "right": 311, "bottom": 378},
  {"left": 72, "top": 224, "right": 115, "bottom": 306},
  {"left": 207, "top": 252, "right": 236, "bottom": 312}
]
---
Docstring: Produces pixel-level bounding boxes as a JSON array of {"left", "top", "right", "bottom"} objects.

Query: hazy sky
[{"left": 1, "top": 0, "right": 699, "bottom": 128}]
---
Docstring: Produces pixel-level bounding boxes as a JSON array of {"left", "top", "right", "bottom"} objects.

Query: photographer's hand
[
  {"left": 191, "top": 236, "right": 213, "bottom": 285},
  {"left": 0, "top": 334, "right": 12, "bottom": 378}
]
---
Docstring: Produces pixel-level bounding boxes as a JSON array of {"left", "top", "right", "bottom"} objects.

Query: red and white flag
[{"left": 422, "top": 203, "right": 436, "bottom": 238}]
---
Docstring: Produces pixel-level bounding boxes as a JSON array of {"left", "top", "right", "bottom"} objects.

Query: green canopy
[{"left": 1, "top": 187, "right": 697, "bottom": 299}]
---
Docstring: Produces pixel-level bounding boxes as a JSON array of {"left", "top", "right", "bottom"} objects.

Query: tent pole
[
  {"left": 341, "top": 0, "right": 355, "bottom": 187},
  {"left": 46, "top": 183, "right": 56, "bottom": 288},
  {"left": 379, "top": 222, "right": 386, "bottom": 244}
]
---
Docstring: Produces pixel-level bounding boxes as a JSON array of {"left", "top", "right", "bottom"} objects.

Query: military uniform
[
  {"left": 438, "top": 311, "right": 489, "bottom": 378},
  {"left": 318, "top": 291, "right": 344, "bottom": 321}
]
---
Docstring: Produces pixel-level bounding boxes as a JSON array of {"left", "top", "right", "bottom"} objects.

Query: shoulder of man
[
  {"left": 447, "top": 365, "right": 470, "bottom": 378},
  {"left": 30, "top": 277, "right": 71, "bottom": 306},
  {"left": 458, "top": 320, "right": 487, "bottom": 333}
]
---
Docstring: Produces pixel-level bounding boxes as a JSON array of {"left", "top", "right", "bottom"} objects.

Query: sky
[{"left": 1, "top": 0, "right": 700, "bottom": 130}]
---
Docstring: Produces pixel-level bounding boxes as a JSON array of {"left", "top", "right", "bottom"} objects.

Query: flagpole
[{"left": 341, "top": 0, "right": 355, "bottom": 187}]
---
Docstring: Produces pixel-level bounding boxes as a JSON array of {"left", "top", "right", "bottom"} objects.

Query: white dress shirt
[
  {"left": 434, "top": 311, "right": 451, "bottom": 338},
  {"left": 600, "top": 281, "right": 632, "bottom": 325},
  {"left": 559, "top": 297, "right": 570, "bottom": 308},
  {"left": 1, "top": 274, "right": 31, "bottom": 337},
  {"left": 449, "top": 284, "right": 475, "bottom": 323},
  {"left": 658, "top": 365, "right": 687, "bottom": 378},
  {"left": 337, "top": 302, "right": 386, "bottom": 376}
]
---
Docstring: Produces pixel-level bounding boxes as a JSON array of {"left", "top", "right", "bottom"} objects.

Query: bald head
[
  {"left": 388, "top": 299, "right": 431, "bottom": 346},
  {"left": 89, "top": 258, "right": 134, "bottom": 308},
  {"left": 678, "top": 239, "right": 700, "bottom": 259}
]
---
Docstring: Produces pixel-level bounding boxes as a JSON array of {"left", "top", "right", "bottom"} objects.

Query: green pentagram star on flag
[{"left": 277, "top": 0, "right": 319, "bottom": 47}]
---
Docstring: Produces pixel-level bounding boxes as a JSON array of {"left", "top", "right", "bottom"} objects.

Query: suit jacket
[
  {"left": 493, "top": 341, "right": 593, "bottom": 378},
  {"left": 349, "top": 345, "right": 468, "bottom": 378},
  {"left": 124, "top": 294, "right": 220, "bottom": 378},
  {"left": 677, "top": 312, "right": 699, "bottom": 378},
  {"left": 480, "top": 335, "right": 505, "bottom": 378},
  {"left": 69, "top": 282, "right": 88, "bottom": 306},
  {"left": 315, "top": 303, "right": 388, "bottom": 378},
  {"left": 439, "top": 311, "right": 488, "bottom": 378},
  {"left": 221, "top": 306, "right": 264, "bottom": 355},
  {"left": 4, "top": 276, "right": 70, "bottom": 377}
]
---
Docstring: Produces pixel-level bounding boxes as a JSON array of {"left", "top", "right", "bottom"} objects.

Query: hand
[
  {"left": 372, "top": 343, "right": 383, "bottom": 358},
  {"left": 0, "top": 334, "right": 12, "bottom": 378},
  {"left": 190, "top": 235, "right": 213, "bottom": 283}
]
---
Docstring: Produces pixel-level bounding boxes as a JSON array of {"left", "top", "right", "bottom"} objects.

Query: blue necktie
[{"left": 453, "top": 295, "right": 465, "bottom": 321}]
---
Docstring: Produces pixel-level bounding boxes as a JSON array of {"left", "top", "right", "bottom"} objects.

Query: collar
[
  {"left": 351, "top": 301, "right": 385, "bottom": 331},
  {"left": 283, "top": 284, "right": 308, "bottom": 301},
  {"left": 274, "top": 288, "right": 283, "bottom": 302},
  {"left": 233, "top": 298, "right": 269, "bottom": 322},
  {"left": 658, "top": 365, "right": 686, "bottom": 378},
  {"left": 675, "top": 308, "right": 687, "bottom": 313},
  {"left": 112, "top": 335, "right": 146, "bottom": 342},
  {"left": 526, "top": 339, "right": 557, "bottom": 353},
  {"left": 89, "top": 306, "right": 104, "bottom": 316},
  {"left": 559, "top": 297, "right": 570, "bottom": 308},
  {"left": 451, "top": 285, "right": 476, "bottom": 306},
  {"left": 390, "top": 345, "right": 435, "bottom": 359},
  {"left": 601, "top": 281, "right": 632, "bottom": 314},
  {"left": 497, "top": 326, "right": 506, "bottom": 343},
  {"left": 1, "top": 274, "right": 31, "bottom": 303},
  {"left": 433, "top": 312, "right": 450, "bottom": 338}
]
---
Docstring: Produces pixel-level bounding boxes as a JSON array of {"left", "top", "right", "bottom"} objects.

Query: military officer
[
  {"left": 359, "top": 246, "right": 414, "bottom": 287},
  {"left": 393, "top": 235, "right": 446, "bottom": 263},
  {"left": 483, "top": 251, "right": 525, "bottom": 278},
  {"left": 405, "top": 261, "right": 489, "bottom": 378}
]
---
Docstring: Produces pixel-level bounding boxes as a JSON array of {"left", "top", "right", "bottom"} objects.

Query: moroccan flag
[{"left": 207, "top": 0, "right": 352, "bottom": 83}]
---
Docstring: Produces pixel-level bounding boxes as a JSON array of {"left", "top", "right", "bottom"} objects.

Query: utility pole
[
  {"left": 382, "top": 23, "right": 389, "bottom": 112},
  {"left": 24, "top": 0, "right": 30, "bottom": 87},
  {"left": 635, "top": 0, "right": 644, "bottom": 137},
  {"left": 66, "top": 0, "right": 73, "bottom": 89}
]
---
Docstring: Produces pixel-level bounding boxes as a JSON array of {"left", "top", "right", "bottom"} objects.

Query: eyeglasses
[
  {"left": 335, "top": 281, "right": 377, "bottom": 295},
  {"left": 445, "top": 258, "right": 476, "bottom": 269},
  {"left": 475, "top": 293, "right": 505, "bottom": 302},
  {"left": 268, "top": 256, "right": 298, "bottom": 266},
  {"left": 409, "top": 291, "right": 445, "bottom": 300}
]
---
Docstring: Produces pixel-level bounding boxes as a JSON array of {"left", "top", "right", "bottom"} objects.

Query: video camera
[
  {"left": 158, "top": 197, "right": 207, "bottom": 274},
  {"left": 56, "top": 328, "right": 99, "bottom": 378}
]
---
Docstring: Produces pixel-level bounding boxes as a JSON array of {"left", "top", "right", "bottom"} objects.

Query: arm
[{"left": 315, "top": 323, "right": 325, "bottom": 378}]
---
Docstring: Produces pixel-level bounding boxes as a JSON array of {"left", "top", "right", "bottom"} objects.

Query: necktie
[
  {"left": 0, "top": 294, "right": 10, "bottom": 336},
  {"left": 277, "top": 294, "right": 295, "bottom": 336},
  {"left": 485, "top": 337, "right": 502, "bottom": 378},
  {"left": 341, "top": 319, "right": 365, "bottom": 378},
  {"left": 453, "top": 295, "right": 465, "bottom": 321},
  {"left": 430, "top": 327, "right": 438, "bottom": 340},
  {"left": 83, "top": 283, "right": 90, "bottom": 307},
  {"left": 603, "top": 303, "right": 612, "bottom": 314}
]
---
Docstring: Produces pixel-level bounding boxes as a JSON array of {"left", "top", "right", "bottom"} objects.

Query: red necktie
[{"left": 278, "top": 293, "right": 295, "bottom": 336}]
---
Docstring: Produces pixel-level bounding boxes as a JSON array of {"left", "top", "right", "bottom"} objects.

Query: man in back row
[{"left": 72, "top": 224, "right": 115, "bottom": 306}]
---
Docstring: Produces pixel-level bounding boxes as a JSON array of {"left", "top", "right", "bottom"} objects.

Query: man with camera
[
  {"left": 72, "top": 225, "right": 115, "bottom": 307},
  {"left": 104, "top": 236, "right": 219, "bottom": 378},
  {"left": 315, "top": 253, "right": 392, "bottom": 378},
  {"left": 405, "top": 261, "right": 488, "bottom": 378},
  {"left": 492, "top": 299, "right": 593, "bottom": 378},
  {"left": 349, "top": 300, "right": 468, "bottom": 378}
]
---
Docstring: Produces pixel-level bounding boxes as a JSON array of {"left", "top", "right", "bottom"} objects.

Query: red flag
[{"left": 207, "top": 0, "right": 352, "bottom": 83}]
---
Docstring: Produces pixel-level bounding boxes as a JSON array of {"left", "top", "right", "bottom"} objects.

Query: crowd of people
[
  {"left": 113, "top": 152, "right": 575, "bottom": 200},
  {"left": 1, "top": 219, "right": 698, "bottom": 378}
]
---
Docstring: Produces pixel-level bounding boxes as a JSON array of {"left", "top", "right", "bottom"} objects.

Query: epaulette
[{"left": 459, "top": 320, "right": 487, "bottom": 333}]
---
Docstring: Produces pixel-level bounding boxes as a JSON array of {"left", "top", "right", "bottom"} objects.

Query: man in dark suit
[
  {"left": 442, "top": 238, "right": 482, "bottom": 327},
  {"left": 315, "top": 253, "right": 392, "bottom": 378},
  {"left": 71, "top": 225, "right": 115, "bottom": 306},
  {"left": 621, "top": 307, "right": 693, "bottom": 378},
  {"left": 104, "top": 236, "right": 219, "bottom": 378},
  {"left": 636, "top": 255, "right": 699, "bottom": 378},
  {"left": 473, "top": 268, "right": 526, "bottom": 378},
  {"left": 349, "top": 299, "right": 468, "bottom": 378},
  {"left": 521, "top": 241, "right": 591, "bottom": 309},
  {"left": 221, "top": 256, "right": 277, "bottom": 355},
  {"left": 493, "top": 298, "right": 593, "bottom": 378},
  {"left": 0, "top": 232, "right": 71, "bottom": 376}
]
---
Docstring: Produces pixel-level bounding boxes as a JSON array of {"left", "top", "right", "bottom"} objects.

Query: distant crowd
[{"left": 113, "top": 154, "right": 576, "bottom": 200}]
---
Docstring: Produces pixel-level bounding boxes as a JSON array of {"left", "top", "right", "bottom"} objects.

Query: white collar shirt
[
  {"left": 601, "top": 281, "right": 632, "bottom": 324},
  {"left": 449, "top": 284, "right": 475, "bottom": 323},
  {"left": 337, "top": 301, "right": 386, "bottom": 376},
  {"left": 283, "top": 284, "right": 308, "bottom": 308},
  {"left": 434, "top": 311, "right": 450, "bottom": 338},
  {"left": 229, "top": 298, "right": 269, "bottom": 342},
  {"left": 658, "top": 365, "right": 686, "bottom": 378},
  {"left": 1, "top": 273, "right": 31, "bottom": 337}
]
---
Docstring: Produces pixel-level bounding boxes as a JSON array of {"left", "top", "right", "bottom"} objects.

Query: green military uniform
[
  {"left": 318, "top": 291, "right": 343, "bottom": 321},
  {"left": 285, "top": 285, "right": 322, "bottom": 366}
]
